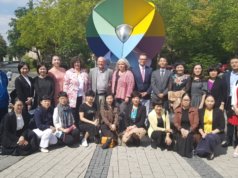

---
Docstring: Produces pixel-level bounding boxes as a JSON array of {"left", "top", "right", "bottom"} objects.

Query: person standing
[
  {"left": 222, "top": 56, "right": 238, "bottom": 147},
  {"left": 132, "top": 53, "right": 152, "bottom": 115},
  {"left": 112, "top": 58, "right": 135, "bottom": 106},
  {"left": 63, "top": 56, "right": 89, "bottom": 124},
  {"left": 207, "top": 66, "right": 225, "bottom": 109},
  {"left": 6, "top": 70, "right": 13, "bottom": 81},
  {"left": 89, "top": 56, "right": 113, "bottom": 109},
  {"left": 151, "top": 57, "right": 172, "bottom": 110},
  {"left": 15, "top": 62, "right": 34, "bottom": 112},
  {"left": 0, "top": 70, "right": 9, "bottom": 123},
  {"left": 48, "top": 55, "right": 66, "bottom": 105},
  {"left": 33, "top": 63, "right": 55, "bottom": 108},
  {"left": 190, "top": 64, "right": 207, "bottom": 109}
]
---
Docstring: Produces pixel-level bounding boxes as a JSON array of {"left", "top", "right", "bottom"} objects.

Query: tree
[
  {"left": 16, "top": 0, "right": 99, "bottom": 64},
  {"left": 0, "top": 34, "right": 7, "bottom": 62},
  {"left": 7, "top": 0, "right": 34, "bottom": 59}
]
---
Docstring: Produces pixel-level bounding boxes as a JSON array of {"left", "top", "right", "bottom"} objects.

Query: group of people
[{"left": 0, "top": 53, "right": 238, "bottom": 161}]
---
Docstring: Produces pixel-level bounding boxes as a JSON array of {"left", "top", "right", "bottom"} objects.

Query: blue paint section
[{"left": 123, "top": 34, "right": 144, "bottom": 58}]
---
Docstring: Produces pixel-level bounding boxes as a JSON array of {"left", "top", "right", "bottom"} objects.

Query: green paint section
[
  {"left": 93, "top": 11, "right": 116, "bottom": 36},
  {"left": 86, "top": 14, "right": 99, "bottom": 37},
  {"left": 94, "top": 0, "right": 124, "bottom": 27}
]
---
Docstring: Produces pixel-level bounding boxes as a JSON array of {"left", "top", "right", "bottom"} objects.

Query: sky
[{"left": 0, "top": 0, "right": 31, "bottom": 43}]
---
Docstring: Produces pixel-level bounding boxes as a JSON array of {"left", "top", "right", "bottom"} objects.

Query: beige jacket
[{"left": 148, "top": 109, "right": 170, "bottom": 138}]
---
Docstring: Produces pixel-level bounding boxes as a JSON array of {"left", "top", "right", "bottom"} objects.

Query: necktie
[
  {"left": 161, "top": 69, "right": 165, "bottom": 78},
  {"left": 141, "top": 67, "right": 145, "bottom": 82}
]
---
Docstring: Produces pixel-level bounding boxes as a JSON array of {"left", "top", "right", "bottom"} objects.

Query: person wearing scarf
[{"left": 53, "top": 92, "right": 80, "bottom": 146}]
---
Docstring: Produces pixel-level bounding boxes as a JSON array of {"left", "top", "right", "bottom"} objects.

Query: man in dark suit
[
  {"left": 151, "top": 57, "right": 172, "bottom": 110},
  {"left": 222, "top": 56, "right": 238, "bottom": 147},
  {"left": 131, "top": 53, "right": 152, "bottom": 115}
]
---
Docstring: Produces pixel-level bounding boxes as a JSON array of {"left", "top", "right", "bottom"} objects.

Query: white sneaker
[
  {"left": 40, "top": 148, "right": 49, "bottom": 153},
  {"left": 81, "top": 138, "right": 88, "bottom": 147}
]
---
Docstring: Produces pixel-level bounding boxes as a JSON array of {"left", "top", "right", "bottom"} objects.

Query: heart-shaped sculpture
[{"left": 86, "top": 0, "right": 165, "bottom": 67}]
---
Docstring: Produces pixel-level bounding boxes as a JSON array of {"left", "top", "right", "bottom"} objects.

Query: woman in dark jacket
[
  {"left": 33, "top": 95, "right": 57, "bottom": 153},
  {"left": 100, "top": 93, "right": 119, "bottom": 149},
  {"left": 122, "top": 91, "right": 146, "bottom": 146},
  {"left": 196, "top": 95, "right": 225, "bottom": 160},
  {"left": 15, "top": 62, "right": 34, "bottom": 112},
  {"left": 33, "top": 62, "right": 55, "bottom": 108},
  {"left": 1, "top": 98, "right": 38, "bottom": 156},
  {"left": 207, "top": 66, "right": 225, "bottom": 110},
  {"left": 173, "top": 93, "right": 199, "bottom": 158}
]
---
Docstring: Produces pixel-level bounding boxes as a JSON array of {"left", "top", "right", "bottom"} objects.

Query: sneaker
[
  {"left": 81, "top": 138, "right": 88, "bottom": 147},
  {"left": 40, "top": 148, "right": 49, "bottom": 153}
]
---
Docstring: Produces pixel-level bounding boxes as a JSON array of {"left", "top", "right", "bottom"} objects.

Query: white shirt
[
  {"left": 77, "top": 75, "right": 84, "bottom": 97},
  {"left": 16, "top": 114, "right": 24, "bottom": 131},
  {"left": 23, "top": 75, "right": 31, "bottom": 87}
]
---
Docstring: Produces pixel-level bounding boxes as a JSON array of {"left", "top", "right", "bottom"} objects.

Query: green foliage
[
  {"left": 22, "top": 54, "right": 37, "bottom": 70},
  {"left": 187, "top": 54, "right": 218, "bottom": 72},
  {"left": 8, "top": 0, "right": 238, "bottom": 68},
  {"left": 0, "top": 34, "right": 7, "bottom": 62},
  {"left": 7, "top": 1, "right": 33, "bottom": 58}
]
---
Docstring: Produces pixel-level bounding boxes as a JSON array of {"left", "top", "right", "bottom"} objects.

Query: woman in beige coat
[{"left": 148, "top": 101, "right": 173, "bottom": 149}]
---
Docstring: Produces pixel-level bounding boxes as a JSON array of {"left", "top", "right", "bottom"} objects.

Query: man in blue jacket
[
  {"left": 0, "top": 70, "right": 9, "bottom": 123},
  {"left": 0, "top": 70, "right": 9, "bottom": 146}
]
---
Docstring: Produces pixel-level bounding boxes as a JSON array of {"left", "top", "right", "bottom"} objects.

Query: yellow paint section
[
  {"left": 124, "top": 0, "right": 155, "bottom": 27},
  {"left": 132, "top": 9, "right": 155, "bottom": 35}
]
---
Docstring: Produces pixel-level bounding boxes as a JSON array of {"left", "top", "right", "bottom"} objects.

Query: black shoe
[
  {"left": 221, "top": 141, "right": 232, "bottom": 147},
  {"left": 207, "top": 153, "right": 215, "bottom": 160},
  {"left": 151, "top": 140, "right": 157, "bottom": 149},
  {"left": 94, "top": 136, "right": 100, "bottom": 144}
]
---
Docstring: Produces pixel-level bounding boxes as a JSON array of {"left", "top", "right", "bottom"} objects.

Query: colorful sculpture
[{"left": 86, "top": 0, "right": 165, "bottom": 68}]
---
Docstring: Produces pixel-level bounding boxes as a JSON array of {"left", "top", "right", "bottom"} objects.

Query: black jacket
[
  {"left": 1, "top": 112, "right": 28, "bottom": 148},
  {"left": 198, "top": 108, "right": 225, "bottom": 133},
  {"left": 208, "top": 77, "right": 225, "bottom": 108},
  {"left": 124, "top": 104, "right": 146, "bottom": 128},
  {"left": 15, "top": 75, "right": 34, "bottom": 104}
]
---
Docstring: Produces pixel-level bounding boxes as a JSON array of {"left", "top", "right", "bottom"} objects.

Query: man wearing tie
[
  {"left": 132, "top": 53, "right": 152, "bottom": 115},
  {"left": 151, "top": 57, "right": 172, "bottom": 110}
]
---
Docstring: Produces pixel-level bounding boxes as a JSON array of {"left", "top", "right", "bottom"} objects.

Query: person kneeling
[
  {"left": 122, "top": 91, "right": 146, "bottom": 146},
  {"left": 53, "top": 92, "right": 80, "bottom": 146},
  {"left": 148, "top": 101, "right": 173, "bottom": 150},
  {"left": 79, "top": 90, "right": 100, "bottom": 147},
  {"left": 1, "top": 98, "right": 38, "bottom": 156},
  {"left": 100, "top": 93, "right": 119, "bottom": 149},
  {"left": 196, "top": 95, "right": 225, "bottom": 160},
  {"left": 33, "top": 96, "right": 58, "bottom": 153}
]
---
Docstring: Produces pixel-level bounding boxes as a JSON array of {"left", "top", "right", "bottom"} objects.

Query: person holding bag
[{"left": 100, "top": 93, "right": 119, "bottom": 149}]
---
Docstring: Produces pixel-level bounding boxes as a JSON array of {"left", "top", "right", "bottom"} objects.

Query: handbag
[{"left": 101, "top": 137, "right": 116, "bottom": 148}]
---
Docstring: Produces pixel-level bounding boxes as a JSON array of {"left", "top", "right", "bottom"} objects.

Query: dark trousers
[
  {"left": 60, "top": 128, "right": 80, "bottom": 146},
  {"left": 78, "top": 123, "right": 100, "bottom": 138},
  {"left": 71, "top": 96, "right": 83, "bottom": 126},
  {"left": 151, "top": 131, "right": 173, "bottom": 149},
  {"left": 101, "top": 124, "right": 117, "bottom": 140},
  {"left": 196, "top": 134, "right": 221, "bottom": 157},
  {"left": 2, "top": 130, "right": 39, "bottom": 156},
  {"left": 0, "top": 107, "right": 8, "bottom": 145}
]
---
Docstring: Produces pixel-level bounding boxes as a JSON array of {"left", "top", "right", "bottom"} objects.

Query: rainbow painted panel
[{"left": 86, "top": 0, "right": 165, "bottom": 67}]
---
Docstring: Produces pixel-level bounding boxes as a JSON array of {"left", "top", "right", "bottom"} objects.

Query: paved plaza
[{"left": 1, "top": 142, "right": 238, "bottom": 178}]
